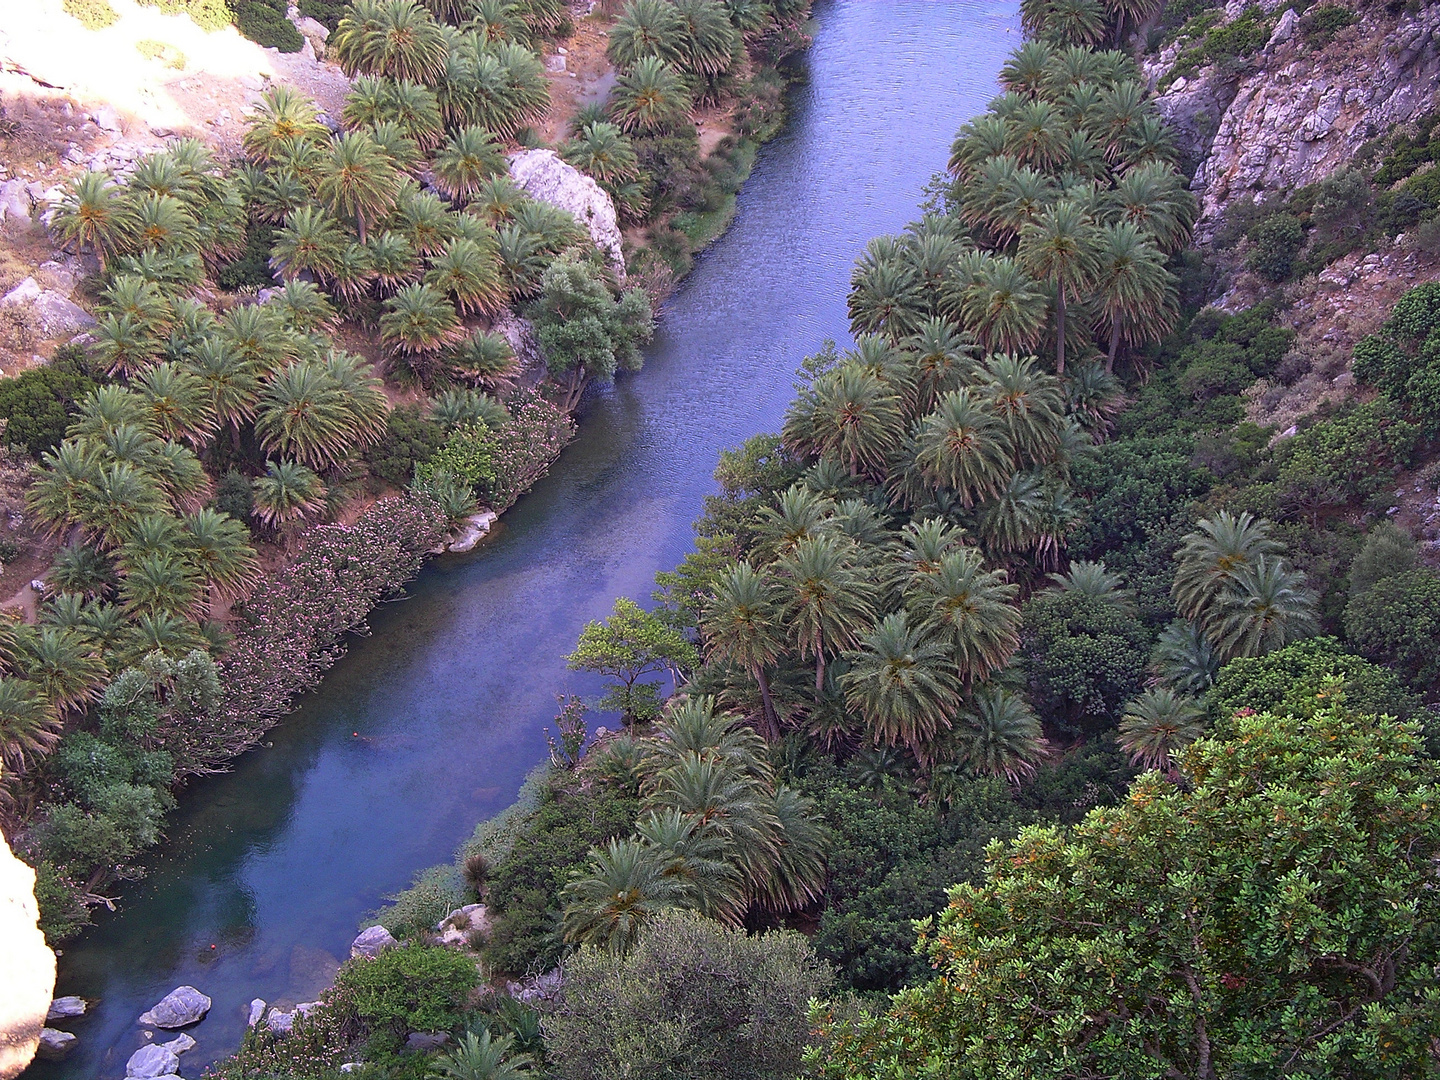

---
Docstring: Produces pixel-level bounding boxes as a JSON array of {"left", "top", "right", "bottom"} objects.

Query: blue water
[{"left": 32, "top": 4, "right": 1020, "bottom": 1074}]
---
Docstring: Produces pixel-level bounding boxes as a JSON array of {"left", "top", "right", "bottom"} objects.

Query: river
[{"left": 31, "top": 4, "right": 1019, "bottom": 1075}]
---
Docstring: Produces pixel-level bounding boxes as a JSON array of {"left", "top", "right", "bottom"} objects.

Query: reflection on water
[{"left": 29, "top": 3, "right": 1019, "bottom": 1075}]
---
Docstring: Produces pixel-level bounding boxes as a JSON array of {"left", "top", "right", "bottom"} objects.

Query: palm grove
[
  {"left": 344, "top": 2, "right": 1440, "bottom": 1078},
  {"left": 1, "top": 0, "right": 823, "bottom": 937}
]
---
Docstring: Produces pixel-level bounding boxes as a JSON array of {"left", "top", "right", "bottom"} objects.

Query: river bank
[{"left": 26, "top": 5, "right": 1020, "bottom": 1075}]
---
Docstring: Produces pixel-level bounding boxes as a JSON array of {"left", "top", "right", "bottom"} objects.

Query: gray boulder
[
  {"left": 1, "top": 277, "right": 95, "bottom": 336},
  {"left": 350, "top": 925, "right": 397, "bottom": 959},
  {"left": 246, "top": 998, "right": 266, "bottom": 1028},
  {"left": 46, "top": 996, "right": 87, "bottom": 1021},
  {"left": 126, "top": 1044, "right": 179, "bottom": 1078},
  {"left": 508, "top": 149, "right": 625, "bottom": 279},
  {"left": 161, "top": 1034, "right": 196, "bottom": 1055},
  {"left": 405, "top": 1031, "right": 449, "bottom": 1052},
  {"left": 138, "top": 985, "right": 211, "bottom": 1029},
  {"left": 34, "top": 1028, "right": 76, "bottom": 1060}
]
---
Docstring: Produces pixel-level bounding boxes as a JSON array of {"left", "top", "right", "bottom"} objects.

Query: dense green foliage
[{"left": 0, "top": 347, "right": 98, "bottom": 456}]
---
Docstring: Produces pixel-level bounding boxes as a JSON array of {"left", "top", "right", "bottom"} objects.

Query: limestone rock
[
  {"left": 161, "top": 1034, "right": 196, "bottom": 1055},
  {"left": 33, "top": 1029, "right": 74, "bottom": 1062},
  {"left": 1268, "top": 7, "right": 1298, "bottom": 46},
  {"left": 351, "top": 924, "right": 397, "bottom": 958},
  {"left": 1, "top": 278, "right": 96, "bottom": 337},
  {"left": 447, "top": 512, "right": 498, "bottom": 553},
  {"left": 0, "top": 828, "right": 56, "bottom": 1079},
  {"left": 435, "top": 902, "right": 490, "bottom": 945},
  {"left": 492, "top": 310, "right": 546, "bottom": 384},
  {"left": 46, "top": 997, "right": 87, "bottom": 1022},
  {"left": 508, "top": 149, "right": 625, "bottom": 278},
  {"left": 505, "top": 968, "right": 562, "bottom": 1005},
  {"left": 92, "top": 106, "right": 122, "bottom": 135},
  {"left": 266, "top": 1008, "right": 295, "bottom": 1035},
  {"left": 247, "top": 999, "right": 267, "bottom": 1028},
  {"left": 138, "top": 986, "right": 212, "bottom": 1029},
  {"left": 0, "top": 180, "right": 32, "bottom": 230},
  {"left": 126, "top": 1044, "right": 180, "bottom": 1078}
]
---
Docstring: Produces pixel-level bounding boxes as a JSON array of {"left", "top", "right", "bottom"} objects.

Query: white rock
[
  {"left": 160, "top": 1034, "right": 196, "bottom": 1055},
  {"left": 339, "top": 1064, "right": 362, "bottom": 1073},
  {"left": 92, "top": 105, "right": 121, "bottom": 134},
  {"left": 447, "top": 511, "right": 497, "bottom": 553},
  {"left": 34, "top": 1028, "right": 75, "bottom": 1061},
  {"left": 300, "top": 36, "right": 316, "bottom": 62},
  {"left": 1268, "top": 7, "right": 1298, "bottom": 47},
  {"left": 246, "top": 998, "right": 266, "bottom": 1028},
  {"left": 126, "top": 1044, "right": 180, "bottom": 1078},
  {"left": 46, "top": 996, "right": 87, "bottom": 1021},
  {"left": 0, "top": 823, "right": 56, "bottom": 1077},
  {"left": 545, "top": 53, "right": 566, "bottom": 73},
  {"left": 2, "top": 278, "right": 96, "bottom": 336},
  {"left": 295, "top": 15, "right": 329, "bottom": 39},
  {"left": 350, "top": 924, "right": 397, "bottom": 958},
  {"left": 138, "top": 986, "right": 212, "bottom": 1029},
  {"left": 508, "top": 148, "right": 624, "bottom": 278},
  {"left": 266, "top": 1008, "right": 295, "bottom": 1035}
]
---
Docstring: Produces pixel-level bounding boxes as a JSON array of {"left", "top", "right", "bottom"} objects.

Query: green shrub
[
  {"left": 1343, "top": 569, "right": 1440, "bottom": 694},
  {"left": 1301, "top": 4, "right": 1359, "bottom": 48},
  {"left": 1209, "top": 636, "right": 1419, "bottom": 726},
  {"left": 364, "top": 405, "right": 444, "bottom": 491},
  {"left": 230, "top": 0, "right": 304, "bottom": 50},
  {"left": 330, "top": 945, "right": 479, "bottom": 1037},
  {"left": 31, "top": 860, "right": 93, "bottom": 943},
  {"left": 1350, "top": 333, "right": 1410, "bottom": 396},
  {"left": 1348, "top": 522, "right": 1419, "bottom": 597},
  {"left": 297, "top": 0, "right": 347, "bottom": 29},
  {"left": 63, "top": 0, "right": 119, "bottom": 28},
  {"left": 136, "top": 0, "right": 231, "bottom": 30},
  {"left": 373, "top": 864, "right": 464, "bottom": 939},
  {"left": 0, "top": 349, "right": 98, "bottom": 457},
  {"left": 1246, "top": 212, "right": 1304, "bottom": 282},
  {"left": 216, "top": 221, "right": 277, "bottom": 292},
  {"left": 547, "top": 910, "right": 833, "bottom": 1080},
  {"left": 1273, "top": 398, "right": 1419, "bottom": 513},
  {"left": 212, "top": 469, "right": 256, "bottom": 523},
  {"left": 416, "top": 422, "right": 496, "bottom": 491}
]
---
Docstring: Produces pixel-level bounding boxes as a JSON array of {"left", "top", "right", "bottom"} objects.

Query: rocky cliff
[
  {"left": 0, "top": 828, "right": 55, "bottom": 1080},
  {"left": 1146, "top": 0, "right": 1440, "bottom": 238}
]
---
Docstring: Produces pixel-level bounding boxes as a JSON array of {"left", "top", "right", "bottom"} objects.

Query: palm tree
[
  {"left": 242, "top": 86, "right": 327, "bottom": 164},
  {"left": 124, "top": 192, "right": 199, "bottom": 255},
  {"left": 252, "top": 460, "right": 327, "bottom": 527},
  {"left": 610, "top": 56, "right": 692, "bottom": 135},
  {"left": 190, "top": 338, "right": 260, "bottom": 447},
  {"left": 333, "top": 0, "right": 449, "bottom": 84},
  {"left": 1092, "top": 220, "right": 1175, "bottom": 370},
  {"left": 1110, "top": 160, "right": 1197, "bottom": 254},
  {"left": 1040, "top": 0, "right": 1107, "bottom": 46},
  {"left": 905, "top": 319, "right": 978, "bottom": 416},
  {"left": 1207, "top": 555, "right": 1319, "bottom": 661},
  {"left": 843, "top": 613, "right": 957, "bottom": 759},
  {"left": 115, "top": 612, "right": 207, "bottom": 666},
  {"left": 905, "top": 547, "right": 1021, "bottom": 684},
  {"left": 561, "top": 121, "right": 641, "bottom": 189},
  {"left": 395, "top": 189, "right": 458, "bottom": 257},
  {"left": 447, "top": 330, "right": 518, "bottom": 388},
  {"left": 93, "top": 314, "right": 159, "bottom": 379},
  {"left": 773, "top": 533, "right": 876, "bottom": 694},
  {"left": 1118, "top": 688, "right": 1205, "bottom": 774},
  {"left": 316, "top": 131, "right": 401, "bottom": 243},
  {"left": 119, "top": 550, "right": 203, "bottom": 619},
  {"left": 256, "top": 357, "right": 385, "bottom": 470},
  {"left": 634, "top": 808, "right": 744, "bottom": 923},
  {"left": 78, "top": 462, "right": 171, "bottom": 550},
  {"left": 433, "top": 126, "right": 507, "bottom": 203},
  {"left": 1005, "top": 98, "right": 1069, "bottom": 171},
  {"left": 375, "top": 78, "right": 446, "bottom": 149},
  {"left": 468, "top": 175, "right": 526, "bottom": 225},
  {"left": 1094, "top": 81, "right": 1151, "bottom": 161},
  {"left": 133, "top": 362, "right": 217, "bottom": 448},
  {"left": 52, "top": 171, "right": 133, "bottom": 270},
  {"left": 380, "top": 282, "right": 463, "bottom": 360},
  {"left": 671, "top": 0, "right": 740, "bottom": 81},
  {"left": 948, "top": 115, "right": 1011, "bottom": 181},
  {"left": 752, "top": 785, "right": 828, "bottom": 913},
  {"left": 560, "top": 838, "right": 678, "bottom": 952},
  {"left": 429, "top": 1030, "right": 533, "bottom": 1080},
  {"left": 999, "top": 40, "right": 1056, "bottom": 97},
  {"left": 781, "top": 365, "right": 903, "bottom": 481},
  {"left": 50, "top": 543, "right": 117, "bottom": 600},
  {"left": 702, "top": 562, "right": 785, "bottom": 740},
  {"left": 755, "top": 484, "right": 836, "bottom": 558},
  {"left": 607, "top": 0, "right": 686, "bottom": 70},
  {"left": 469, "top": 0, "right": 527, "bottom": 44},
  {"left": 1149, "top": 619, "right": 1219, "bottom": 695},
  {"left": 1019, "top": 200, "right": 1099, "bottom": 375},
  {"left": 13, "top": 626, "right": 107, "bottom": 717},
  {"left": 430, "top": 389, "right": 509, "bottom": 430},
  {"left": 1049, "top": 559, "right": 1134, "bottom": 610},
  {"left": 185, "top": 508, "right": 260, "bottom": 602},
  {"left": 270, "top": 205, "right": 346, "bottom": 282},
  {"left": 954, "top": 254, "right": 1049, "bottom": 355},
  {"left": 954, "top": 685, "right": 1045, "bottom": 783},
  {"left": 366, "top": 120, "right": 424, "bottom": 175},
  {"left": 424, "top": 235, "right": 508, "bottom": 316},
  {"left": 368, "top": 229, "right": 421, "bottom": 292},
  {"left": 980, "top": 353, "right": 1067, "bottom": 467},
  {"left": 219, "top": 302, "right": 298, "bottom": 376},
  {"left": 0, "top": 679, "right": 61, "bottom": 778},
  {"left": 1171, "top": 511, "right": 1281, "bottom": 626},
  {"left": 974, "top": 469, "right": 1047, "bottom": 556},
  {"left": 849, "top": 239, "right": 922, "bottom": 339},
  {"left": 908, "top": 389, "right": 1014, "bottom": 507}
]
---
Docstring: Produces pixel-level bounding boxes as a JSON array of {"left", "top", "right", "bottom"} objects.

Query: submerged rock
[
  {"left": 126, "top": 1043, "right": 179, "bottom": 1078},
  {"left": 447, "top": 512, "right": 498, "bottom": 553},
  {"left": 161, "top": 1034, "right": 196, "bottom": 1055},
  {"left": 33, "top": 1029, "right": 75, "bottom": 1062},
  {"left": 508, "top": 149, "right": 625, "bottom": 279},
  {"left": 46, "top": 997, "right": 87, "bottom": 1022},
  {"left": 138, "top": 986, "right": 211, "bottom": 1029},
  {"left": 351, "top": 925, "right": 397, "bottom": 959}
]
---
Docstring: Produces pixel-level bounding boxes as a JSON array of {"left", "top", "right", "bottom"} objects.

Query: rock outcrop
[
  {"left": 1150, "top": 3, "right": 1440, "bottom": 239},
  {"left": 509, "top": 149, "right": 625, "bottom": 279},
  {"left": 138, "top": 986, "right": 212, "bottom": 1029},
  {"left": 350, "top": 924, "right": 397, "bottom": 958},
  {"left": 1, "top": 276, "right": 96, "bottom": 338},
  {"left": 0, "top": 828, "right": 56, "bottom": 1080}
]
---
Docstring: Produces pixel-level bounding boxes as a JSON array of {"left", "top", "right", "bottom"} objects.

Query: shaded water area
[{"left": 33, "top": 4, "right": 1019, "bottom": 1075}]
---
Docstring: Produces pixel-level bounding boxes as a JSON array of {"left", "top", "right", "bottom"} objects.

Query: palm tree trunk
[
  {"left": 1107, "top": 320, "right": 1121, "bottom": 373},
  {"left": 1056, "top": 287, "right": 1067, "bottom": 376},
  {"left": 815, "top": 652, "right": 825, "bottom": 697},
  {"left": 754, "top": 664, "right": 780, "bottom": 741}
]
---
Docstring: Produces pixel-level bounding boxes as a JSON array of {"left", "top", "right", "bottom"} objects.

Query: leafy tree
[
  {"left": 545, "top": 910, "right": 833, "bottom": 1080},
  {"left": 809, "top": 705, "right": 1440, "bottom": 1080},
  {"left": 0, "top": 349, "right": 97, "bottom": 456},
  {"left": 1245, "top": 211, "right": 1304, "bottom": 283},
  {"left": 1347, "top": 521, "right": 1418, "bottom": 598},
  {"left": 1020, "top": 584, "right": 1150, "bottom": 732},
  {"left": 567, "top": 598, "right": 698, "bottom": 723},
  {"left": 531, "top": 255, "right": 655, "bottom": 410}
]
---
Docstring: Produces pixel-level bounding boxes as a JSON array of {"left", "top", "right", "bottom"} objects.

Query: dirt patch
[{"left": 535, "top": 10, "right": 616, "bottom": 145}]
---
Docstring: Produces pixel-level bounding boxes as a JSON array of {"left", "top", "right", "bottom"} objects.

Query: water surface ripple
[{"left": 34, "top": 5, "right": 1019, "bottom": 1073}]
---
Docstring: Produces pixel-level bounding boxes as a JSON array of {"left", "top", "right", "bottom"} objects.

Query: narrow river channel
[{"left": 32, "top": 4, "right": 1019, "bottom": 1074}]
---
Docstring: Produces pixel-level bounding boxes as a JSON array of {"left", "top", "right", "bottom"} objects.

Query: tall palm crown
[
  {"left": 905, "top": 547, "right": 1021, "bottom": 683},
  {"left": 782, "top": 364, "right": 903, "bottom": 481},
  {"left": 773, "top": 533, "right": 876, "bottom": 694},
  {"left": 842, "top": 612, "right": 957, "bottom": 758},
  {"left": 1018, "top": 200, "right": 1100, "bottom": 374},
  {"left": 610, "top": 55, "right": 692, "bottom": 135},
  {"left": 908, "top": 388, "right": 1014, "bottom": 507},
  {"left": 954, "top": 685, "right": 1045, "bottom": 783},
  {"left": 701, "top": 562, "right": 786, "bottom": 739},
  {"left": 53, "top": 171, "right": 133, "bottom": 269},
  {"left": 316, "top": 131, "right": 402, "bottom": 243}
]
